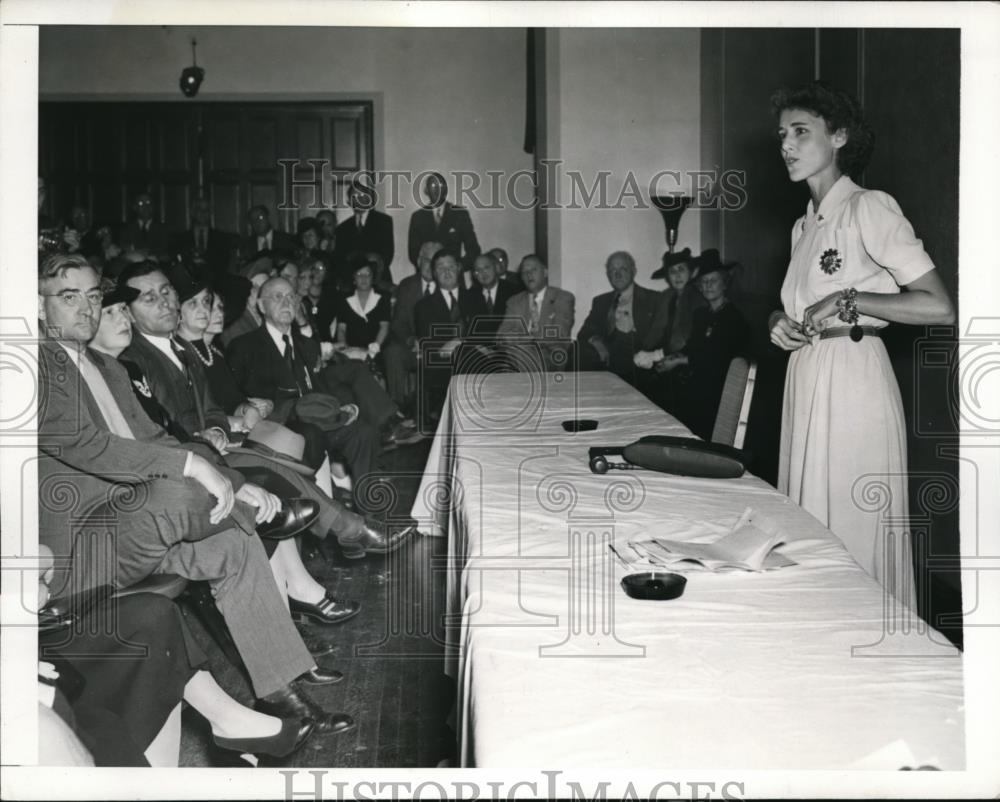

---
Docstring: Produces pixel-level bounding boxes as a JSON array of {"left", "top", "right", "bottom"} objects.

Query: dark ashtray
[
  {"left": 562, "top": 419, "right": 599, "bottom": 432},
  {"left": 620, "top": 572, "right": 687, "bottom": 601}
]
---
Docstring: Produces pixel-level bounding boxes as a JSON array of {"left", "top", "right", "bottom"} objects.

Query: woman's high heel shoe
[{"left": 213, "top": 715, "right": 315, "bottom": 759}]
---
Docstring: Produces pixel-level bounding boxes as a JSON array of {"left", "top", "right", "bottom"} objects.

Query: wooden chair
[{"left": 710, "top": 357, "right": 758, "bottom": 450}]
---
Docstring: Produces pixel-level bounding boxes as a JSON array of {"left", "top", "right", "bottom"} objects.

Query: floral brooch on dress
[{"left": 819, "top": 248, "right": 842, "bottom": 275}]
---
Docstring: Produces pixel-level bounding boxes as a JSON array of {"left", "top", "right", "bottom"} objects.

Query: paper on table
[{"left": 629, "top": 507, "right": 797, "bottom": 572}]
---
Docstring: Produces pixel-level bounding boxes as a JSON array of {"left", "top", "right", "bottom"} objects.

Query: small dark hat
[
  {"left": 694, "top": 248, "right": 740, "bottom": 275},
  {"left": 101, "top": 284, "right": 140, "bottom": 308},
  {"left": 651, "top": 247, "right": 694, "bottom": 280},
  {"left": 165, "top": 262, "right": 206, "bottom": 304}
]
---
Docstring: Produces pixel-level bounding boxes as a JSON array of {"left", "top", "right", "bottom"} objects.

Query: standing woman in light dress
[{"left": 768, "top": 82, "right": 955, "bottom": 610}]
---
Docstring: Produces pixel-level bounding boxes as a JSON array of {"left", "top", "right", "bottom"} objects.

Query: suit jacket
[
  {"left": 414, "top": 287, "right": 477, "bottom": 343},
  {"left": 577, "top": 284, "right": 668, "bottom": 352},
  {"left": 647, "top": 282, "right": 708, "bottom": 353},
  {"left": 173, "top": 227, "right": 236, "bottom": 276},
  {"left": 121, "top": 331, "right": 231, "bottom": 438},
  {"left": 239, "top": 228, "right": 298, "bottom": 262},
  {"left": 407, "top": 203, "right": 481, "bottom": 268},
  {"left": 219, "top": 308, "right": 262, "bottom": 350},
  {"left": 464, "top": 280, "right": 517, "bottom": 340},
  {"left": 333, "top": 210, "right": 395, "bottom": 283},
  {"left": 498, "top": 286, "right": 576, "bottom": 342},
  {"left": 390, "top": 273, "right": 431, "bottom": 349},
  {"left": 225, "top": 323, "right": 335, "bottom": 424},
  {"left": 119, "top": 220, "right": 170, "bottom": 259},
  {"left": 38, "top": 340, "right": 192, "bottom": 595}
]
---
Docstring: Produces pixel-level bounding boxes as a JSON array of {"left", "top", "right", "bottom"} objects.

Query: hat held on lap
[{"left": 227, "top": 420, "right": 314, "bottom": 476}]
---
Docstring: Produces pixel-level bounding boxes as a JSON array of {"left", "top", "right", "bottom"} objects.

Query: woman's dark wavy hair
[{"left": 771, "top": 81, "right": 875, "bottom": 178}]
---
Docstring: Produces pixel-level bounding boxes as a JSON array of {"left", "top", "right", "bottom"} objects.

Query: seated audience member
[
  {"left": 65, "top": 205, "right": 103, "bottom": 260},
  {"left": 174, "top": 196, "right": 234, "bottom": 279},
  {"left": 407, "top": 172, "right": 481, "bottom": 270},
  {"left": 225, "top": 277, "right": 417, "bottom": 482},
  {"left": 37, "top": 253, "right": 354, "bottom": 736},
  {"left": 41, "top": 589, "right": 314, "bottom": 766},
  {"left": 316, "top": 209, "right": 338, "bottom": 253},
  {"left": 467, "top": 252, "right": 516, "bottom": 336},
  {"left": 497, "top": 254, "right": 575, "bottom": 372},
  {"left": 648, "top": 247, "right": 706, "bottom": 353},
  {"left": 490, "top": 246, "right": 523, "bottom": 293},
  {"left": 364, "top": 250, "right": 395, "bottom": 295},
  {"left": 241, "top": 205, "right": 297, "bottom": 262},
  {"left": 382, "top": 240, "right": 443, "bottom": 413},
  {"left": 119, "top": 192, "right": 170, "bottom": 263},
  {"left": 299, "top": 258, "right": 331, "bottom": 340},
  {"left": 334, "top": 184, "right": 396, "bottom": 286},
  {"left": 219, "top": 257, "right": 272, "bottom": 347},
  {"left": 335, "top": 259, "right": 392, "bottom": 355},
  {"left": 637, "top": 249, "right": 750, "bottom": 440},
  {"left": 413, "top": 251, "right": 480, "bottom": 420},
  {"left": 577, "top": 251, "right": 669, "bottom": 388}
]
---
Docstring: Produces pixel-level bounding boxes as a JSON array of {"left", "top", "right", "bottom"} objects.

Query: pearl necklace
[{"left": 189, "top": 340, "right": 220, "bottom": 367}]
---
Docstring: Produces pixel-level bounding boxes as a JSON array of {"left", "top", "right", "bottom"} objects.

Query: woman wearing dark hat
[
  {"left": 648, "top": 249, "right": 750, "bottom": 440},
  {"left": 769, "top": 82, "right": 954, "bottom": 609},
  {"left": 648, "top": 246, "right": 707, "bottom": 354}
]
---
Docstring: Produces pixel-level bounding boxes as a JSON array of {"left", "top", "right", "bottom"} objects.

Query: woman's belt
[{"left": 819, "top": 325, "right": 881, "bottom": 342}]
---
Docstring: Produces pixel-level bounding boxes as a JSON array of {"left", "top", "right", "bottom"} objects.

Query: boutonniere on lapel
[
  {"left": 819, "top": 248, "right": 842, "bottom": 275},
  {"left": 131, "top": 376, "right": 152, "bottom": 398}
]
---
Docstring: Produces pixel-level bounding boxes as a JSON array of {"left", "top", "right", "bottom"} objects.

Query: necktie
[
  {"left": 484, "top": 289, "right": 493, "bottom": 313},
  {"left": 434, "top": 206, "right": 443, "bottom": 227},
  {"left": 529, "top": 294, "right": 541, "bottom": 336},
  {"left": 356, "top": 213, "right": 364, "bottom": 230},
  {"left": 76, "top": 352, "right": 135, "bottom": 438},
  {"left": 171, "top": 338, "right": 206, "bottom": 429},
  {"left": 423, "top": 282, "right": 432, "bottom": 298},
  {"left": 282, "top": 334, "right": 305, "bottom": 396},
  {"left": 448, "top": 291, "right": 461, "bottom": 323}
]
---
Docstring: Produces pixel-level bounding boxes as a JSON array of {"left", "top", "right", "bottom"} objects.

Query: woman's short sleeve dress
[{"left": 778, "top": 175, "right": 935, "bottom": 610}]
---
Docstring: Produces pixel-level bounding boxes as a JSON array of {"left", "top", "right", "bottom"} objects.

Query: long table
[{"left": 410, "top": 371, "right": 964, "bottom": 770}]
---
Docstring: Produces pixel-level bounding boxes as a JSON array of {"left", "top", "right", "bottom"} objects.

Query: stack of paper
[{"left": 625, "top": 508, "right": 796, "bottom": 572}]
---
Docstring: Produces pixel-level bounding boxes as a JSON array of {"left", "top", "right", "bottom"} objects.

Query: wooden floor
[{"left": 179, "top": 438, "right": 457, "bottom": 768}]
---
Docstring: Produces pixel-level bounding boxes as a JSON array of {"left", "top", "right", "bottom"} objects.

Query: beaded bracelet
[{"left": 837, "top": 287, "right": 859, "bottom": 325}]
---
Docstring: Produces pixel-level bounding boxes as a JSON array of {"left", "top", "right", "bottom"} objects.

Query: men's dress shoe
[
  {"left": 388, "top": 419, "right": 425, "bottom": 446},
  {"left": 213, "top": 715, "right": 314, "bottom": 758},
  {"left": 254, "top": 684, "right": 354, "bottom": 736},
  {"left": 356, "top": 519, "right": 417, "bottom": 556},
  {"left": 256, "top": 498, "right": 320, "bottom": 540},
  {"left": 288, "top": 594, "right": 361, "bottom": 626},
  {"left": 301, "top": 635, "right": 336, "bottom": 658},
  {"left": 299, "top": 666, "right": 344, "bottom": 685}
]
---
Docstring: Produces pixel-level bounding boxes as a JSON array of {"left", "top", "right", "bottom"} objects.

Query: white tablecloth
[{"left": 411, "top": 371, "right": 964, "bottom": 770}]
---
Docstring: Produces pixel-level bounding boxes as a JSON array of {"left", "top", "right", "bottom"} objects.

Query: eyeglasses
[
  {"left": 42, "top": 289, "right": 103, "bottom": 308},
  {"left": 262, "top": 292, "right": 297, "bottom": 305}
]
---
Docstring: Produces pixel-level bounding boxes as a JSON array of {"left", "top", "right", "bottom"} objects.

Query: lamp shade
[{"left": 651, "top": 195, "right": 692, "bottom": 251}]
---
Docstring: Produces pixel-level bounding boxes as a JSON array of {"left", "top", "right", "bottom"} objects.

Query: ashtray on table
[{"left": 620, "top": 572, "right": 687, "bottom": 601}]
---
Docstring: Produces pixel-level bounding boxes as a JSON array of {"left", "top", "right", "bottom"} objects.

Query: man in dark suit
[
  {"left": 118, "top": 193, "right": 170, "bottom": 262},
  {"left": 466, "top": 252, "right": 517, "bottom": 340},
  {"left": 173, "top": 197, "right": 236, "bottom": 279},
  {"left": 497, "top": 255, "right": 576, "bottom": 372},
  {"left": 490, "top": 246, "right": 523, "bottom": 293},
  {"left": 36, "top": 253, "right": 350, "bottom": 730},
  {"left": 413, "top": 251, "right": 480, "bottom": 420},
  {"left": 577, "top": 251, "right": 670, "bottom": 388},
  {"left": 240, "top": 205, "right": 298, "bottom": 262},
  {"left": 334, "top": 185, "right": 395, "bottom": 285},
  {"left": 406, "top": 173, "right": 480, "bottom": 270},
  {"left": 383, "top": 239, "right": 442, "bottom": 411}
]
